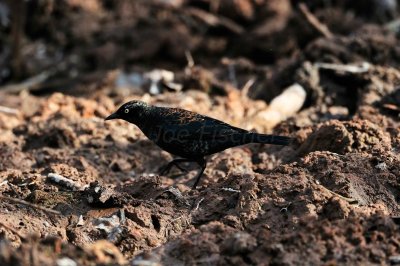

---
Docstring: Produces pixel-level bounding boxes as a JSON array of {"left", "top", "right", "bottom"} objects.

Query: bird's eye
[{"left": 125, "top": 109, "right": 129, "bottom": 113}]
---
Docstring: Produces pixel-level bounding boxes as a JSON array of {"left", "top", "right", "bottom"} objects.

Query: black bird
[{"left": 105, "top": 101, "right": 291, "bottom": 188}]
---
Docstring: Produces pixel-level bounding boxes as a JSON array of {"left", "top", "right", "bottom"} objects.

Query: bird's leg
[
  {"left": 192, "top": 158, "right": 207, "bottom": 189},
  {"left": 159, "top": 158, "right": 192, "bottom": 176},
  {"left": 172, "top": 163, "right": 188, "bottom": 173}
]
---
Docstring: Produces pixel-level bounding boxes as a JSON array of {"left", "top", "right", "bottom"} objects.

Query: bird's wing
[{"left": 157, "top": 107, "right": 247, "bottom": 140}]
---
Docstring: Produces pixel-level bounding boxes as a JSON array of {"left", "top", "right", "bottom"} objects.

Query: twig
[
  {"left": 164, "top": 187, "right": 190, "bottom": 207},
  {"left": 0, "top": 221, "right": 26, "bottom": 240},
  {"left": 315, "top": 62, "right": 370, "bottom": 73},
  {"left": 0, "top": 106, "right": 19, "bottom": 115},
  {"left": 185, "top": 50, "right": 195, "bottom": 68},
  {"left": 0, "top": 195, "right": 62, "bottom": 215},
  {"left": 119, "top": 209, "right": 126, "bottom": 224},
  {"left": 280, "top": 202, "right": 292, "bottom": 213},
  {"left": 172, "top": 215, "right": 184, "bottom": 222},
  {"left": 0, "top": 61, "right": 65, "bottom": 93},
  {"left": 47, "top": 173, "right": 82, "bottom": 191},
  {"left": 186, "top": 7, "right": 244, "bottom": 34},
  {"left": 228, "top": 64, "right": 237, "bottom": 88},
  {"left": 241, "top": 78, "right": 256, "bottom": 98},
  {"left": 1, "top": 70, "right": 54, "bottom": 93},
  {"left": 298, "top": 3, "right": 333, "bottom": 39},
  {"left": 317, "top": 184, "right": 358, "bottom": 204},
  {"left": 193, "top": 197, "right": 204, "bottom": 211},
  {"left": 221, "top": 187, "right": 241, "bottom": 193}
]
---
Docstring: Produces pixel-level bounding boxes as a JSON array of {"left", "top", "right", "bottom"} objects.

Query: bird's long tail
[{"left": 246, "top": 133, "right": 292, "bottom": 146}]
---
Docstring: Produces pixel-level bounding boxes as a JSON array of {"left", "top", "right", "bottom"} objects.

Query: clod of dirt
[
  {"left": 297, "top": 119, "right": 391, "bottom": 155},
  {"left": 0, "top": 143, "right": 34, "bottom": 171},
  {"left": 304, "top": 25, "right": 400, "bottom": 67},
  {"left": 380, "top": 87, "right": 400, "bottom": 117},
  {"left": 13, "top": 120, "right": 79, "bottom": 151},
  {"left": 301, "top": 150, "right": 400, "bottom": 214},
  {"left": 84, "top": 240, "right": 127, "bottom": 265},
  {"left": 85, "top": 182, "right": 127, "bottom": 207},
  {"left": 220, "top": 232, "right": 257, "bottom": 255},
  {"left": 320, "top": 197, "right": 351, "bottom": 220}
]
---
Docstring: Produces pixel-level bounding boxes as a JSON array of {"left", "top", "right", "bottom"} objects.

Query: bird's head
[{"left": 105, "top": 100, "right": 149, "bottom": 123}]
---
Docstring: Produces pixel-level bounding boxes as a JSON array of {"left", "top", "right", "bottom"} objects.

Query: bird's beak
[{"left": 105, "top": 112, "right": 119, "bottom": 121}]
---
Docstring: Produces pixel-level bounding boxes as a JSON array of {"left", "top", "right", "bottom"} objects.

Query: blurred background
[
  {"left": 0, "top": 0, "right": 399, "bottom": 100},
  {"left": 0, "top": 1, "right": 400, "bottom": 265}
]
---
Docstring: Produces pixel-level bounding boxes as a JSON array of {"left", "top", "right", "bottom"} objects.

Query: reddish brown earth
[{"left": 0, "top": 1, "right": 400, "bottom": 265}]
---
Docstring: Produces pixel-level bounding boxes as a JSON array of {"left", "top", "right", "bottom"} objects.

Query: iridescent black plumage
[{"left": 106, "top": 100, "right": 291, "bottom": 188}]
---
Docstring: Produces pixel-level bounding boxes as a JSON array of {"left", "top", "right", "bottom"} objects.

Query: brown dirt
[{"left": 0, "top": 1, "right": 400, "bottom": 265}]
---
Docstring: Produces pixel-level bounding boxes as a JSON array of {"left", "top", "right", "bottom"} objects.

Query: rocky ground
[{"left": 0, "top": 0, "right": 399, "bottom": 265}]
